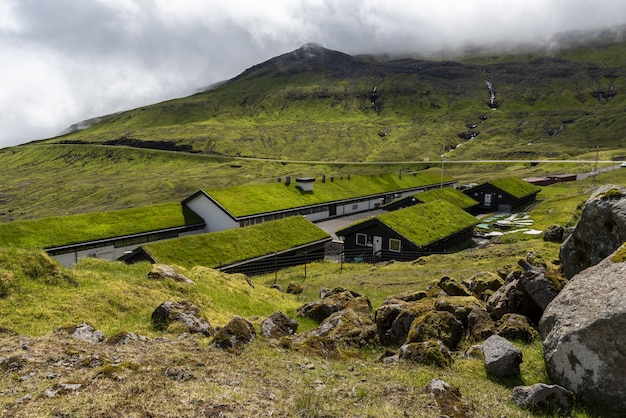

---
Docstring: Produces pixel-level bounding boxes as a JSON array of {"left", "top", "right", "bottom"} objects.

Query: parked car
[{"left": 620, "top": 162, "right": 626, "bottom": 168}]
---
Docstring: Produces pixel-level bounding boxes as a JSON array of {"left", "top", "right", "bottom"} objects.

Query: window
[
  {"left": 389, "top": 238, "right": 401, "bottom": 252},
  {"left": 356, "top": 233, "right": 367, "bottom": 246},
  {"left": 352, "top": 204, "right": 359, "bottom": 210}
]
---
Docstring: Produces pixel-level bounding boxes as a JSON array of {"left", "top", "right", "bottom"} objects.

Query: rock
[
  {"left": 518, "top": 267, "right": 565, "bottom": 311},
  {"left": 212, "top": 316, "right": 256, "bottom": 350},
  {"left": 286, "top": 282, "right": 303, "bottom": 294},
  {"left": 540, "top": 245, "right": 626, "bottom": 412},
  {"left": 406, "top": 311, "right": 464, "bottom": 350},
  {"left": 425, "top": 379, "right": 473, "bottom": 418},
  {"left": 375, "top": 298, "right": 435, "bottom": 346},
  {"left": 399, "top": 340, "right": 454, "bottom": 367},
  {"left": 43, "top": 383, "right": 83, "bottom": 398},
  {"left": 105, "top": 331, "right": 146, "bottom": 346},
  {"left": 543, "top": 224, "right": 565, "bottom": 242},
  {"left": 382, "top": 289, "right": 427, "bottom": 304},
  {"left": 435, "top": 295, "right": 484, "bottom": 327},
  {"left": 463, "top": 344, "right": 484, "bottom": 359},
  {"left": 374, "top": 302, "right": 406, "bottom": 345},
  {"left": 270, "top": 283, "right": 282, "bottom": 292},
  {"left": 462, "top": 271, "right": 504, "bottom": 299},
  {"left": 467, "top": 307, "right": 496, "bottom": 342},
  {"left": 55, "top": 323, "right": 105, "bottom": 344},
  {"left": 260, "top": 311, "right": 298, "bottom": 339},
  {"left": 486, "top": 270, "right": 542, "bottom": 323},
  {"left": 495, "top": 313, "right": 539, "bottom": 342},
  {"left": 296, "top": 290, "right": 371, "bottom": 323},
  {"left": 151, "top": 301, "right": 213, "bottom": 336},
  {"left": 319, "top": 286, "right": 362, "bottom": 299},
  {"left": 148, "top": 264, "right": 194, "bottom": 284},
  {"left": 482, "top": 335, "right": 522, "bottom": 377},
  {"left": 438, "top": 276, "right": 471, "bottom": 296},
  {"left": 307, "top": 308, "right": 376, "bottom": 347},
  {"left": 511, "top": 383, "right": 574, "bottom": 415},
  {"left": 294, "top": 336, "right": 341, "bottom": 360},
  {"left": 560, "top": 185, "right": 626, "bottom": 278}
]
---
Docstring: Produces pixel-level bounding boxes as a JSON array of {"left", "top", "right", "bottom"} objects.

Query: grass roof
[
  {"left": 142, "top": 216, "right": 330, "bottom": 270},
  {"left": 488, "top": 177, "right": 541, "bottom": 199},
  {"left": 360, "top": 200, "right": 478, "bottom": 247},
  {"left": 205, "top": 169, "right": 450, "bottom": 217},
  {"left": 0, "top": 203, "right": 203, "bottom": 249},
  {"left": 412, "top": 187, "right": 479, "bottom": 210}
]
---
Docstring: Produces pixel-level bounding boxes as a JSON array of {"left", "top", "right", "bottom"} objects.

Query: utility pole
[{"left": 440, "top": 136, "right": 446, "bottom": 189}]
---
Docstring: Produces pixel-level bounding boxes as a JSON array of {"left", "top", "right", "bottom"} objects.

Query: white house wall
[{"left": 185, "top": 194, "right": 238, "bottom": 232}]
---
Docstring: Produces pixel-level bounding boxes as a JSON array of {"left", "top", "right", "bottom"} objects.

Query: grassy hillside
[{"left": 49, "top": 42, "right": 626, "bottom": 164}]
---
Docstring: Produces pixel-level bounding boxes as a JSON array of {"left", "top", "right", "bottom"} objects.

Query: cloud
[{"left": 1, "top": 0, "right": 624, "bottom": 148}]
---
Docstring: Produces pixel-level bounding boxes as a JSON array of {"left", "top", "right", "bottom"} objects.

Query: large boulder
[
  {"left": 540, "top": 245, "right": 626, "bottom": 412},
  {"left": 560, "top": 185, "right": 626, "bottom": 278},
  {"left": 399, "top": 340, "right": 454, "bottom": 367},
  {"left": 151, "top": 300, "right": 213, "bottom": 336}
]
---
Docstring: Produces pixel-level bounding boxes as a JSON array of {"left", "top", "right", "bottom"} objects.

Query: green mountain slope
[{"left": 53, "top": 41, "right": 626, "bottom": 162}]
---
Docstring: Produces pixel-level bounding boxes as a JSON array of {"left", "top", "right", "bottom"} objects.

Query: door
[
  {"left": 484, "top": 193, "right": 492, "bottom": 207},
  {"left": 373, "top": 236, "right": 383, "bottom": 257}
]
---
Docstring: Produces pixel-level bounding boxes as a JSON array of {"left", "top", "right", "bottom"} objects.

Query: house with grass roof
[
  {"left": 183, "top": 170, "right": 454, "bottom": 232},
  {"left": 462, "top": 176, "right": 541, "bottom": 212},
  {"left": 337, "top": 200, "right": 479, "bottom": 263},
  {"left": 382, "top": 187, "right": 479, "bottom": 212},
  {"left": 120, "top": 216, "right": 332, "bottom": 276}
]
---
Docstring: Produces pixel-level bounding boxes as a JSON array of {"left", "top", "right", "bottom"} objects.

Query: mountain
[{"left": 52, "top": 39, "right": 626, "bottom": 163}]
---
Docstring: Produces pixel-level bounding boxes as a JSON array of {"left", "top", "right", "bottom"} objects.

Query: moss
[
  {"left": 611, "top": 245, "right": 626, "bottom": 263},
  {"left": 597, "top": 187, "right": 624, "bottom": 200}
]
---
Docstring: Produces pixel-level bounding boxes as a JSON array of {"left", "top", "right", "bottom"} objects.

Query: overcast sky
[{"left": 1, "top": 0, "right": 624, "bottom": 148}]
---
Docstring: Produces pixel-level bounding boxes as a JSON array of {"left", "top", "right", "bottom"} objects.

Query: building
[
  {"left": 382, "top": 187, "right": 479, "bottom": 212},
  {"left": 462, "top": 177, "right": 540, "bottom": 212},
  {"left": 337, "top": 200, "right": 479, "bottom": 263},
  {"left": 183, "top": 170, "right": 455, "bottom": 232},
  {"left": 119, "top": 216, "right": 332, "bottom": 276}
]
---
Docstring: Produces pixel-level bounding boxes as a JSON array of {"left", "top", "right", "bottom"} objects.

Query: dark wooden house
[
  {"left": 337, "top": 200, "right": 479, "bottom": 262},
  {"left": 462, "top": 177, "right": 540, "bottom": 212}
]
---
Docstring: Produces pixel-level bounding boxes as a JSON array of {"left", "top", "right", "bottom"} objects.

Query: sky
[{"left": 1, "top": 0, "right": 625, "bottom": 148}]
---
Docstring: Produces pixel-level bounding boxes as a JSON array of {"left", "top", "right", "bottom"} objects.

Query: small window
[
  {"left": 352, "top": 204, "right": 359, "bottom": 210},
  {"left": 356, "top": 233, "right": 367, "bottom": 246},
  {"left": 389, "top": 238, "right": 401, "bottom": 252},
  {"left": 498, "top": 194, "right": 502, "bottom": 198}
]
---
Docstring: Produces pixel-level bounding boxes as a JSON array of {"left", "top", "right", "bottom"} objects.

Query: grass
[
  {"left": 205, "top": 169, "right": 449, "bottom": 217},
  {"left": 411, "top": 187, "right": 479, "bottom": 209},
  {"left": 0, "top": 202, "right": 203, "bottom": 249},
  {"left": 142, "top": 216, "right": 330, "bottom": 270},
  {"left": 487, "top": 176, "right": 542, "bottom": 199}
]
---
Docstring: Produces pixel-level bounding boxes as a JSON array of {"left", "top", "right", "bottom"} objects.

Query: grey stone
[
  {"left": 151, "top": 300, "right": 213, "bottom": 336},
  {"left": 540, "top": 245, "right": 626, "bottom": 412},
  {"left": 260, "top": 311, "right": 298, "bottom": 339},
  {"left": 212, "top": 316, "right": 256, "bottom": 350},
  {"left": 148, "top": 264, "right": 194, "bottom": 284},
  {"left": 56, "top": 323, "right": 105, "bottom": 344},
  {"left": 560, "top": 185, "right": 626, "bottom": 278},
  {"left": 482, "top": 334, "right": 522, "bottom": 377},
  {"left": 511, "top": 383, "right": 574, "bottom": 415},
  {"left": 486, "top": 271, "right": 542, "bottom": 323}
]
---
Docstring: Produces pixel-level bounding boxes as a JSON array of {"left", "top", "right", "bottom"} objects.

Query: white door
[
  {"left": 373, "top": 236, "right": 383, "bottom": 256},
  {"left": 484, "top": 193, "right": 492, "bottom": 207}
]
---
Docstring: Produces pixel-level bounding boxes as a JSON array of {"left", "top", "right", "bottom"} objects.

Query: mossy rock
[
  {"left": 438, "top": 276, "right": 470, "bottom": 296},
  {"left": 611, "top": 244, "right": 626, "bottom": 263},
  {"left": 295, "top": 336, "right": 342, "bottom": 360},
  {"left": 496, "top": 313, "right": 539, "bottom": 342},
  {"left": 383, "top": 299, "right": 436, "bottom": 346},
  {"left": 406, "top": 310, "right": 464, "bottom": 350},
  {"left": 286, "top": 282, "right": 304, "bottom": 294},
  {"left": 212, "top": 316, "right": 256, "bottom": 350},
  {"left": 399, "top": 340, "right": 454, "bottom": 367},
  {"left": 435, "top": 295, "right": 484, "bottom": 327},
  {"left": 464, "top": 271, "right": 504, "bottom": 299}
]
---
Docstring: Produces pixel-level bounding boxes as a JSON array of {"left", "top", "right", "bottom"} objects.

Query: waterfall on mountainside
[{"left": 484, "top": 80, "right": 497, "bottom": 109}]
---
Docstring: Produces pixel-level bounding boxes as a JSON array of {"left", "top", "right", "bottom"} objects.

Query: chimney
[
  {"left": 295, "top": 177, "right": 315, "bottom": 192},
  {"left": 285, "top": 176, "right": 291, "bottom": 186}
]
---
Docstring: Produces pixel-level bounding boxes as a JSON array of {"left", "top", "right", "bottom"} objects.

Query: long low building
[{"left": 184, "top": 169, "right": 455, "bottom": 232}]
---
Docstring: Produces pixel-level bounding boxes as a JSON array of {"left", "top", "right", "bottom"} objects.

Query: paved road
[{"left": 315, "top": 209, "right": 384, "bottom": 239}]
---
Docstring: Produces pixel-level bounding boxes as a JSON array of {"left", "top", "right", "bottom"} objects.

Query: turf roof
[
  {"left": 340, "top": 200, "right": 478, "bottom": 248},
  {"left": 204, "top": 169, "right": 450, "bottom": 217},
  {"left": 0, "top": 203, "right": 203, "bottom": 249},
  {"left": 141, "top": 216, "right": 331, "bottom": 270},
  {"left": 411, "top": 187, "right": 479, "bottom": 210},
  {"left": 487, "top": 177, "right": 541, "bottom": 199}
]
